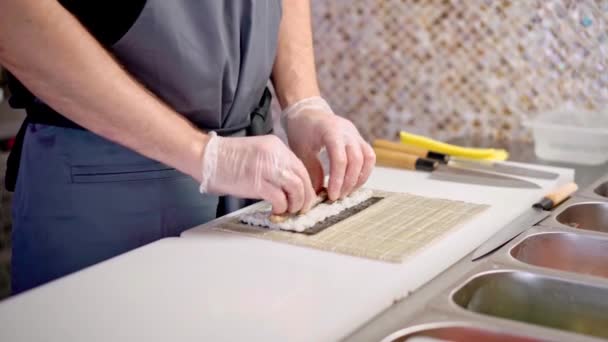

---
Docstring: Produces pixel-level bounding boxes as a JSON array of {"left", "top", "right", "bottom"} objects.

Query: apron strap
[
  {"left": 247, "top": 87, "right": 273, "bottom": 136},
  {"left": 5, "top": 117, "right": 29, "bottom": 192},
  {"left": 217, "top": 87, "right": 273, "bottom": 217}
]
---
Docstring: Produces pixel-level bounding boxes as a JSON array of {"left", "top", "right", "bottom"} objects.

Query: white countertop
[{"left": 0, "top": 163, "right": 573, "bottom": 342}]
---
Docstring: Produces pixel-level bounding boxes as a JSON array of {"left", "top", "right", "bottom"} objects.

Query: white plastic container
[{"left": 524, "top": 104, "right": 608, "bottom": 165}]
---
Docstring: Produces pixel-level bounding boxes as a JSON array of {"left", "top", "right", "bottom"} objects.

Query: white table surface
[{"left": 0, "top": 164, "right": 574, "bottom": 342}]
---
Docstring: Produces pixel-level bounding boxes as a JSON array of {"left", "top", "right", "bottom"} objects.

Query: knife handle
[
  {"left": 373, "top": 139, "right": 427, "bottom": 157},
  {"left": 373, "top": 139, "right": 448, "bottom": 163},
  {"left": 374, "top": 147, "right": 437, "bottom": 172},
  {"left": 534, "top": 182, "right": 578, "bottom": 210}
]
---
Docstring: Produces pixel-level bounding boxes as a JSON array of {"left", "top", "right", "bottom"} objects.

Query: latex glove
[
  {"left": 199, "top": 132, "right": 316, "bottom": 214},
  {"left": 282, "top": 97, "right": 376, "bottom": 201}
]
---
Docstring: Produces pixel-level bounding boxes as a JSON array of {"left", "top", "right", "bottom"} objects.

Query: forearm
[
  {"left": 271, "top": 0, "right": 321, "bottom": 109},
  {"left": 0, "top": 0, "right": 208, "bottom": 181}
]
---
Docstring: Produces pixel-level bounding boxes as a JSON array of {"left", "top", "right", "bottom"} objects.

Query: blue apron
[{"left": 11, "top": 0, "right": 281, "bottom": 294}]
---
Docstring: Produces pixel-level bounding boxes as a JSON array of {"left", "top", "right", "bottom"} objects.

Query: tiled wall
[{"left": 311, "top": 0, "right": 608, "bottom": 142}]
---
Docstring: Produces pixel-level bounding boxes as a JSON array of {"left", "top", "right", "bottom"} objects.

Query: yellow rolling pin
[{"left": 399, "top": 131, "right": 509, "bottom": 161}]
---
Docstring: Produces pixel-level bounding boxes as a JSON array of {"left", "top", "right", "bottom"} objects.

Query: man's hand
[
  {"left": 199, "top": 133, "right": 316, "bottom": 215},
  {"left": 270, "top": 1, "right": 376, "bottom": 200},
  {"left": 283, "top": 97, "right": 376, "bottom": 201}
]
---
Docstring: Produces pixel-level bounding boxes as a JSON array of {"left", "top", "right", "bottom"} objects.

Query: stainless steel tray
[
  {"left": 538, "top": 197, "right": 608, "bottom": 234},
  {"left": 579, "top": 175, "right": 608, "bottom": 202},
  {"left": 380, "top": 312, "right": 561, "bottom": 342},
  {"left": 509, "top": 231, "right": 608, "bottom": 279},
  {"left": 346, "top": 189, "right": 608, "bottom": 342},
  {"left": 450, "top": 269, "right": 608, "bottom": 339}
]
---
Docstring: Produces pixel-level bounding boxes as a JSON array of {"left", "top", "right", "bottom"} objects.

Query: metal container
[
  {"left": 539, "top": 198, "right": 608, "bottom": 234},
  {"left": 578, "top": 175, "right": 608, "bottom": 202},
  {"left": 509, "top": 231, "right": 608, "bottom": 279},
  {"left": 381, "top": 321, "right": 544, "bottom": 342},
  {"left": 346, "top": 159, "right": 608, "bottom": 342},
  {"left": 349, "top": 234, "right": 608, "bottom": 342},
  {"left": 597, "top": 182, "right": 608, "bottom": 198},
  {"left": 451, "top": 270, "right": 608, "bottom": 339},
  {"left": 377, "top": 308, "right": 580, "bottom": 342}
]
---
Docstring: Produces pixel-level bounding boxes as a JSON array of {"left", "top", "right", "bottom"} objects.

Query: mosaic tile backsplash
[{"left": 311, "top": 0, "right": 608, "bottom": 142}]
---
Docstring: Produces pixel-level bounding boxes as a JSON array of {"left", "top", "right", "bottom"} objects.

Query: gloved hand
[
  {"left": 199, "top": 132, "right": 316, "bottom": 214},
  {"left": 282, "top": 97, "right": 376, "bottom": 201}
]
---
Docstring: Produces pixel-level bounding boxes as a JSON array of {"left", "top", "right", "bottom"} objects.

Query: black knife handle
[{"left": 415, "top": 158, "right": 438, "bottom": 172}]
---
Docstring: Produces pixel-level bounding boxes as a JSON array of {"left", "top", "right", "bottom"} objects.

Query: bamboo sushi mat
[{"left": 213, "top": 191, "right": 489, "bottom": 263}]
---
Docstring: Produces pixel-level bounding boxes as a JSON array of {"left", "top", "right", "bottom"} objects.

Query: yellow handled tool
[{"left": 399, "top": 131, "right": 509, "bottom": 161}]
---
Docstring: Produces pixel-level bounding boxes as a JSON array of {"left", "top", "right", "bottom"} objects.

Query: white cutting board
[{"left": 0, "top": 164, "right": 573, "bottom": 342}]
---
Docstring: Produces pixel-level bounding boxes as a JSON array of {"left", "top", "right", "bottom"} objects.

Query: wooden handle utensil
[
  {"left": 373, "top": 139, "right": 427, "bottom": 158},
  {"left": 373, "top": 139, "right": 448, "bottom": 163},
  {"left": 533, "top": 182, "right": 579, "bottom": 210},
  {"left": 374, "top": 147, "right": 437, "bottom": 172}
]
